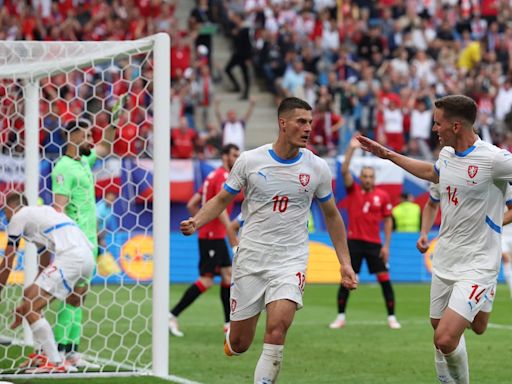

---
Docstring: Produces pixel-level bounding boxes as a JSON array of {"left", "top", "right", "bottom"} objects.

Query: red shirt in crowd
[
  {"left": 171, "top": 127, "right": 199, "bottom": 159},
  {"left": 198, "top": 166, "right": 233, "bottom": 239},
  {"left": 345, "top": 183, "right": 392, "bottom": 244}
]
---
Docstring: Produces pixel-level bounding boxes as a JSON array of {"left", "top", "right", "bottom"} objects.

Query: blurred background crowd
[{"left": 0, "top": 0, "right": 512, "bottom": 161}]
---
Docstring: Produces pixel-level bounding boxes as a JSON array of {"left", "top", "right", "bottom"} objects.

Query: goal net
[{"left": 0, "top": 34, "right": 169, "bottom": 378}]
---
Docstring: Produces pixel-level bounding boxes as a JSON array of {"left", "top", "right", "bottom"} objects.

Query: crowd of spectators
[{"left": 1, "top": 0, "right": 512, "bottom": 161}]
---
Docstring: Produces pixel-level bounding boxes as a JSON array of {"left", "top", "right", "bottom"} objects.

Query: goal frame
[{"left": 0, "top": 33, "right": 170, "bottom": 379}]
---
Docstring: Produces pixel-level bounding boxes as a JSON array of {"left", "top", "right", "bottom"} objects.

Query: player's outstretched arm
[
  {"left": 417, "top": 199, "right": 439, "bottom": 253},
  {"left": 180, "top": 189, "right": 236, "bottom": 236},
  {"left": 319, "top": 197, "right": 358, "bottom": 290},
  {"left": 356, "top": 135, "right": 439, "bottom": 183}
]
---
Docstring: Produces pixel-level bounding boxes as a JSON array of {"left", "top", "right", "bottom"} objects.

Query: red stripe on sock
[
  {"left": 221, "top": 282, "right": 231, "bottom": 289},
  {"left": 195, "top": 280, "right": 207, "bottom": 292},
  {"left": 377, "top": 272, "right": 390, "bottom": 283}
]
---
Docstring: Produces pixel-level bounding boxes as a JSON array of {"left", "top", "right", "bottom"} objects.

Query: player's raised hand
[
  {"left": 356, "top": 135, "right": 390, "bottom": 159},
  {"left": 416, "top": 234, "right": 430, "bottom": 253},
  {"left": 349, "top": 135, "right": 361, "bottom": 149},
  {"left": 341, "top": 264, "right": 358, "bottom": 290},
  {"left": 180, "top": 217, "right": 198, "bottom": 236}
]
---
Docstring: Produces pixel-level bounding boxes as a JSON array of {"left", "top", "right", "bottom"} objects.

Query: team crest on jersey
[
  {"left": 56, "top": 174, "right": 64, "bottom": 185},
  {"left": 299, "top": 173, "right": 310, "bottom": 187},
  {"left": 467, "top": 165, "right": 478, "bottom": 179}
]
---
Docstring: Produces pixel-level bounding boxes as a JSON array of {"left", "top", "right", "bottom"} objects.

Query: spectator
[
  {"left": 214, "top": 97, "right": 255, "bottom": 152},
  {"left": 171, "top": 117, "right": 201, "bottom": 159},
  {"left": 409, "top": 96, "right": 434, "bottom": 160}
]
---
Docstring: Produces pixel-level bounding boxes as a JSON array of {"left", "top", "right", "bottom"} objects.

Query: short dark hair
[
  {"left": 434, "top": 95, "right": 477, "bottom": 126},
  {"left": 5, "top": 192, "right": 28, "bottom": 207},
  {"left": 277, "top": 97, "right": 312, "bottom": 117},
  {"left": 221, "top": 143, "right": 240, "bottom": 155},
  {"left": 62, "top": 118, "right": 91, "bottom": 137}
]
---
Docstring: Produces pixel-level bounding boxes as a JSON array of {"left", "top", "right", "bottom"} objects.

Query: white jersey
[
  {"left": 7, "top": 206, "right": 93, "bottom": 254},
  {"left": 433, "top": 139, "right": 512, "bottom": 282},
  {"left": 225, "top": 144, "right": 332, "bottom": 269}
]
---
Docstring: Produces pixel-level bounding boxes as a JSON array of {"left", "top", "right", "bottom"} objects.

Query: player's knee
[
  {"left": 434, "top": 333, "right": 457, "bottom": 354},
  {"left": 197, "top": 278, "right": 214, "bottom": 290},
  {"left": 66, "top": 294, "right": 82, "bottom": 307},
  {"left": 471, "top": 322, "right": 487, "bottom": 335},
  {"left": 229, "top": 334, "right": 250, "bottom": 354},
  {"left": 377, "top": 272, "right": 390, "bottom": 283},
  {"left": 265, "top": 324, "right": 288, "bottom": 345}
]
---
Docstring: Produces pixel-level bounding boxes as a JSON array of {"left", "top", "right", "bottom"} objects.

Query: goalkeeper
[{"left": 51, "top": 107, "right": 119, "bottom": 367}]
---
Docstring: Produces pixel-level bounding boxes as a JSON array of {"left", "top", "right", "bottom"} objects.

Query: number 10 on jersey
[{"left": 272, "top": 195, "right": 289, "bottom": 212}]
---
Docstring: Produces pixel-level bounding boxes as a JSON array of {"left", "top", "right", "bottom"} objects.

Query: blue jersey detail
[
  {"left": 429, "top": 195, "right": 440, "bottom": 203},
  {"left": 434, "top": 164, "right": 440, "bottom": 175},
  {"left": 223, "top": 183, "right": 239, "bottom": 195},
  {"left": 317, "top": 193, "right": 332, "bottom": 203},
  {"left": 59, "top": 268, "right": 73, "bottom": 294},
  {"left": 454, "top": 145, "right": 476, "bottom": 157},
  {"left": 43, "top": 222, "right": 76, "bottom": 234},
  {"left": 485, "top": 215, "right": 501, "bottom": 234},
  {"left": 268, "top": 149, "right": 303, "bottom": 164}
]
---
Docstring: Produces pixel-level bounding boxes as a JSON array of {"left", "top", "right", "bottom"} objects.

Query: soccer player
[
  {"left": 169, "top": 144, "right": 240, "bottom": 337},
  {"left": 358, "top": 94, "right": 512, "bottom": 384},
  {"left": 0, "top": 193, "right": 94, "bottom": 373},
  {"left": 51, "top": 118, "right": 116, "bottom": 367},
  {"left": 181, "top": 97, "right": 358, "bottom": 383},
  {"left": 330, "top": 136, "right": 401, "bottom": 330}
]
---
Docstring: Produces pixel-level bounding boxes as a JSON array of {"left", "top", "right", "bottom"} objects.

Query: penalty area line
[{"left": 488, "top": 323, "right": 512, "bottom": 331}]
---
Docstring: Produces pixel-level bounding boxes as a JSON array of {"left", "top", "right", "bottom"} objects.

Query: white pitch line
[
  {"left": 164, "top": 374, "right": 205, "bottom": 384},
  {"left": 488, "top": 323, "right": 512, "bottom": 330}
]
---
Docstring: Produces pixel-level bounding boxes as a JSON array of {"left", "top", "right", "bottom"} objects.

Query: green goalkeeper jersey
[{"left": 52, "top": 150, "right": 98, "bottom": 257}]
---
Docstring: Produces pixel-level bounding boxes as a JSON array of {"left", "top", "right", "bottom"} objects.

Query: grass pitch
[{"left": 3, "top": 283, "right": 512, "bottom": 383}]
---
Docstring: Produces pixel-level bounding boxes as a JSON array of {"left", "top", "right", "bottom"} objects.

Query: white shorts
[
  {"left": 35, "top": 249, "right": 94, "bottom": 300},
  {"left": 430, "top": 274, "right": 496, "bottom": 322},
  {"left": 230, "top": 267, "right": 306, "bottom": 321}
]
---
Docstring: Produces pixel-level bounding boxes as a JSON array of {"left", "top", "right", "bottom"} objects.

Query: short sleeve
[
  {"left": 381, "top": 191, "right": 392, "bottom": 217},
  {"left": 492, "top": 149, "right": 512, "bottom": 181},
  {"left": 429, "top": 183, "right": 440, "bottom": 202},
  {"left": 225, "top": 153, "right": 247, "bottom": 194},
  {"left": 315, "top": 159, "right": 333, "bottom": 202},
  {"left": 52, "top": 161, "right": 75, "bottom": 198}
]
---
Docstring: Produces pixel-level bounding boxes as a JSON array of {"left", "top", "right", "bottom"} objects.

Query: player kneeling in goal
[{"left": 0, "top": 192, "right": 95, "bottom": 373}]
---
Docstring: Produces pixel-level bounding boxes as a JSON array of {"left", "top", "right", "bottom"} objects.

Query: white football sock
[
  {"left": 443, "top": 334, "right": 469, "bottom": 384},
  {"left": 254, "top": 343, "right": 284, "bottom": 384},
  {"left": 336, "top": 313, "right": 345, "bottom": 321},
  {"left": 30, "top": 318, "right": 62, "bottom": 364},
  {"left": 435, "top": 346, "right": 455, "bottom": 383}
]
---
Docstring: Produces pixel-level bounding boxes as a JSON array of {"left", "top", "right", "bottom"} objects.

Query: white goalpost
[{"left": 0, "top": 33, "right": 169, "bottom": 378}]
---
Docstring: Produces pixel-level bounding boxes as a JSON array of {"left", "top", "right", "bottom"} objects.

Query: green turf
[
  {"left": 169, "top": 283, "right": 512, "bottom": 384},
  {"left": 2, "top": 283, "right": 512, "bottom": 383}
]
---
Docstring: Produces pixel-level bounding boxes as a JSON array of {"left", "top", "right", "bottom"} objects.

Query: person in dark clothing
[{"left": 224, "top": 11, "right": 252, "bottom": 100}]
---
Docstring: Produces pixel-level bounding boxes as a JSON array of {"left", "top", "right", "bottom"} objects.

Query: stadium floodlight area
[{"left": 0, "top": 34, "right": 170, "bottom": 379}]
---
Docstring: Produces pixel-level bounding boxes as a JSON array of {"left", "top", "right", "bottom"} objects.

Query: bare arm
[
  {"left": 219, "top": 210, "right": 238, "bottom": 248},
  {"left": 0, "top": 245, "right": 17, "bottom": 297},
  {"left": 53, "top": 194, "right": 69, "bottom": 213},
  {"left": 504, "top": 204, "right": 512, "bottom": 226},
  {"left": 341, "top": 137, "right": 360, "bottom": 188},
  {"left": 186, "top": 193, "right": 202, "bottom": 216},
  {"left": 38, "top": 249, "right": 52, "bottom": 274},
  {"left": 416, "top": 199, "right": 439, "bottom": 253},
  {"left": 319, "top": 197, "right": 358, "bottom": 290},
  {"left": 214, "top": 98, "right": 222, "bottom": 125},
  {"left": 180, "top": 189, "right": 237, "bottom": 235},
  {"left": 357, "top": 135, "right": 439, "bottom": 182},
  {"left": 243, "top": 97, "right": 256, "bottom": 122},
  {"left": 380, "top": 216, "right": 392, "bottom": 263}
]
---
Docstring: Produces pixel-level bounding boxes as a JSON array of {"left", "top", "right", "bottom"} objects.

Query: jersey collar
[{"left": 268, "top": 149, "right": 303, "bottom": 164}]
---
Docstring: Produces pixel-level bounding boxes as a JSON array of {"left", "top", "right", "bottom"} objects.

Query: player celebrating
[
  {"left": 358, "top": 94, "right": 512, "bottom": 384},
  {"left": 169, "top": 144, "right": 240, "bottom": 337},
  {"left": 51, "top": 116, "right": 116, "bottom": 367},
  {"left": 0, "top": 193, "right": 94, "bottom": 373},
  {"left": 330, "top": 136, "right": 400, "bottom": 330},
  {"left": 181, "top": 97, "right": 357, "bottom": 383}
]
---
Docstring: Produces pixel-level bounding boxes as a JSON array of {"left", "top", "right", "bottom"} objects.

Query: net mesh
[{"left": 0, "top": 40, "right": 158, "bottom": 375}]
